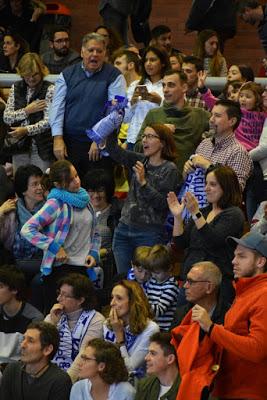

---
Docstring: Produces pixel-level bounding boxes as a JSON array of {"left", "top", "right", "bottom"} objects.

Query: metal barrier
[
  {"left": 1, "top": 74, "right": 267, "bottom": 90},
  {"left": 0, "top": 74, "right": 58, "bottom": 87}
]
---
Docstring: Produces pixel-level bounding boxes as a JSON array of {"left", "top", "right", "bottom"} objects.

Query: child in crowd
[
  {"left": 145, "top": 244, "right": 185, "bottom": 331},
  {"left": 198, "top": 72, "right": 266, "bottom": 151},
  {"left": 127, "top": 246, "right": 151, "bottom": 291},
  {"left": 221, "top": 80, "right": 242, "bottom": 102}
]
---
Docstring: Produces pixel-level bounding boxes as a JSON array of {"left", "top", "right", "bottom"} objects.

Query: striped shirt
[{"left": 146, "top": 276, "right": 183, "bottom": 331}]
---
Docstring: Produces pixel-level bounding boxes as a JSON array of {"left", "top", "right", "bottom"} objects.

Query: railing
[{"left": 1, "top": 74, "right": 267, "bottom": 90}]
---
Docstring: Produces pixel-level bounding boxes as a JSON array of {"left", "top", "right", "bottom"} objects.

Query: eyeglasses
[
  {"left": 56, "top": 289, "right": 75, "bottom": 299},
  {"left": 80, "top": 354, "right": 97, "bottom": 362},
  {"left": 54, "top": 38, "right": 69, "bottom": 44},
  {"left": 141, "top": 134, "right": 160, "bottom": 140},
  {"left": 184, "top": 278, "right": 210, "bottom": 286}
]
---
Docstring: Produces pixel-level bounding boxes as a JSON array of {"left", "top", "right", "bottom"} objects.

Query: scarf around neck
[{"left": 47, "top": 187, "right": 89, "bottom": 209}]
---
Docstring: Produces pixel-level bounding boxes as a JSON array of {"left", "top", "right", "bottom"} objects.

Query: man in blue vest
[{"left": 49, "top": 32, "right": 126, "bottom": 177}]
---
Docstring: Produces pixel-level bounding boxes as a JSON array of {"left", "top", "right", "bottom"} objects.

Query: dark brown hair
[
  {"left": 49, "top": 160, "right": 73, "bottom": 189},
  {"left": 139, "top": 46, "right": 170, "bottom": 84},
  {"left": 194, "top": 29, "right": 224, "bottom": 77},
  {"left": 57, "top": 273, "right": 97, "bottom": 310},
  {"left": 149, "top": 123, "right": 177, "bottom": 162},
  {"left": 87, "top": 339, "right": 128, "bottom": 384},
  {"left": 206, "top": 165, "right": 242, "bottom": 209}
]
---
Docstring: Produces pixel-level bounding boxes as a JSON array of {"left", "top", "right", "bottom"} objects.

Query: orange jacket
[
  {"left": 171, "top": 310, "right": 222, "bottom": 400},
  {"left": 211, "top": 274, "right": 267, "bottom": 399}
]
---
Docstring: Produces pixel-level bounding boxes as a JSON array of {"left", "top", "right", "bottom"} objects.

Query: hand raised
[
  {"left": 167, "top": 191, "right": 185, "bottom": 217},
  {"left": 133, "top": 161, "right": 146, "bottom": 186}
]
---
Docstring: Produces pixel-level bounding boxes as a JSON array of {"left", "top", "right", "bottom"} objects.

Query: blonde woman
[
  {"left": 3, "top": 52, "right": 54, "bottom": 171},
  {"left": 103, "top": 280, "right": 159, "bottom": 379}
]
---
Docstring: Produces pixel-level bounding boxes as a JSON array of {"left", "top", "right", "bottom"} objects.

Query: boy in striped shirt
[{"left": 145, "top": 245, "right": 185, "bottom": 331}]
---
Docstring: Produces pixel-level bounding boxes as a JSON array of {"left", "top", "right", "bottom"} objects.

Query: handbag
[{"left": 3, "top": 132, "right": 31, "bottom": 155}]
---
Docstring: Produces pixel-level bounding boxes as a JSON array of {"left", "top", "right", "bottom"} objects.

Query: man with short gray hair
[
  {"left": 171, "top": 261, "right": 228, "bottom": 328},
  {"left": 171, "top": 261, "right": 227, "bottom": 399},
  {"left": 49, "top": 32, "right": 126, "bottom": 177}
]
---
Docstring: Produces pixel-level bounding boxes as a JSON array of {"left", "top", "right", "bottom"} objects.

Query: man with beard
[{"left": 42, "top": 28, "right": 81, "bottom": 74}]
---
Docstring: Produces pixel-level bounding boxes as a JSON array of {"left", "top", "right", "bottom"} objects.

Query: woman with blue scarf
[{"left": 21, "top": 160, "right": 101, "bottom": 312}]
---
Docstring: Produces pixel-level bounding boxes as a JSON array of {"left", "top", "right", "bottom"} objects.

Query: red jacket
[
  {"left": 211, "top": 274, "right": 267, "bottom": 399},
  {"left": 171, "top": 310, "right": 222, "bottom": 400}
]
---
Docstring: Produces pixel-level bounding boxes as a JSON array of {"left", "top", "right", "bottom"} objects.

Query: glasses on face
[
  {"left": 184, "top": 278, "right": 210, "bottom": 286},
  {"left": 54, "top": 38, "right": 69, "bottom": 44},
  {"left": 80, "top": 354, "right": 97, "bottom": 362},
  {"left": 56, "top": 289, "right": 75, "bottom": 299},
  {"left": 141, "top": 133, "right": 160, "bottom": 140}
]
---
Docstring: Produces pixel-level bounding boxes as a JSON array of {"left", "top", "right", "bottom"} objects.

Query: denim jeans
[{"left": 112, "top": 222, "right": 166, "bottom": 274}]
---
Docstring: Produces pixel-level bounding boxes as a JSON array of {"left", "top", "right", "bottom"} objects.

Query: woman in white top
[
  {"left": 125, "top": 46, "right": 169, "bottom": 147},
  {"left": 70, "top": 338, "right": 135, "bottom": 400},
  {"left": 103, "top": 280, "right": 159, "bottom": 379}
]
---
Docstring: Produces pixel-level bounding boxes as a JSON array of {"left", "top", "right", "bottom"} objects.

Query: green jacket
[
  {"left": 135, "top": 373, "right": 180, "bottom": 400},
  {"left": 135, "top": 102, "right": 210, "bottom": 178}
]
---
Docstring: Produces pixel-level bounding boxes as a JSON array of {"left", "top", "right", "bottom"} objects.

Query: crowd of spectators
[{"left": 0, "top": 1, "right": 267, "bottom": 399}]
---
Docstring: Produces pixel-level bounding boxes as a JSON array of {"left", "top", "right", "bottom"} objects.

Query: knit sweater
[
  {"left": 106, "top": 134, "right": 180, "bottom": 232},
  {"left": 211, "top": 274, "right": 267, "bottom": 399},
  {"left": 21, "top": 199, "right": 100, "bottom": 276}
]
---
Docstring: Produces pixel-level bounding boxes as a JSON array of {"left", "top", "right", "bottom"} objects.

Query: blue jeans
[{"left": 112, "top": 222, "right": 166, "bottom": 274}]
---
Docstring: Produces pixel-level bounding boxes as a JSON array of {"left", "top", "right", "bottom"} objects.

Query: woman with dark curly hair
[
  {"left": 70, "top": 338, "right": 135, "bottom": 399},
  {"left": 125, "top": 46, "right": 170, "bottom": 148},
  {"left": 103, "top": 280, "right": 159, "bottom": 379},
  {"left": 45, "top": 273, "right": 105, "bottom": 383},
  {"left": 0, "top": 32, "right": 28, "bottom": 73}
]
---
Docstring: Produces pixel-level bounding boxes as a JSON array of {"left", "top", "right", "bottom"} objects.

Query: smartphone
[{"left": 135, "top": 85, "right": 148, "bottom": 99}]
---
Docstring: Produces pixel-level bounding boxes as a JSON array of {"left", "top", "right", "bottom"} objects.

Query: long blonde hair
[{"left": 113, "top": 280, "right": 153, "bottom": 335}]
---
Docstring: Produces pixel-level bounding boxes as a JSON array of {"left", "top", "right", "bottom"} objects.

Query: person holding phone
[
  {"left": 125, "top": 46, "right": 169, "bottom": 149},
  {"left": 21, "top": 160, "right": 101, "bottom": 312}
]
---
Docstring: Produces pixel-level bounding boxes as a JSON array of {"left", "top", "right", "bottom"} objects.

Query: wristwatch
[{"left": 192, "top": 211, "right": 202, "bottom": 221}]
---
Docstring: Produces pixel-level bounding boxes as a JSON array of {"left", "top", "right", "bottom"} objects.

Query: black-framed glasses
[
  {"left": 141, "top": 133, "right": 160, "bottom": 140},
  {"left": 184, "top": 278, "right": 210, "bottom": 286}
]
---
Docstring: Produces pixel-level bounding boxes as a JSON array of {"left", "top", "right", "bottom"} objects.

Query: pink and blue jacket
[{"left": 21, "top": 198, "right": 100, "bottom": 276}]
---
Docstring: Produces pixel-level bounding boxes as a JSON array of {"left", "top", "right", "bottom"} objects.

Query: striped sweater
[
  {"left": 21, "top": 198, "right": 100, "bottom": 276},
  {"left": 146, "top": 276, "right": 184, "bottom": 331}
]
